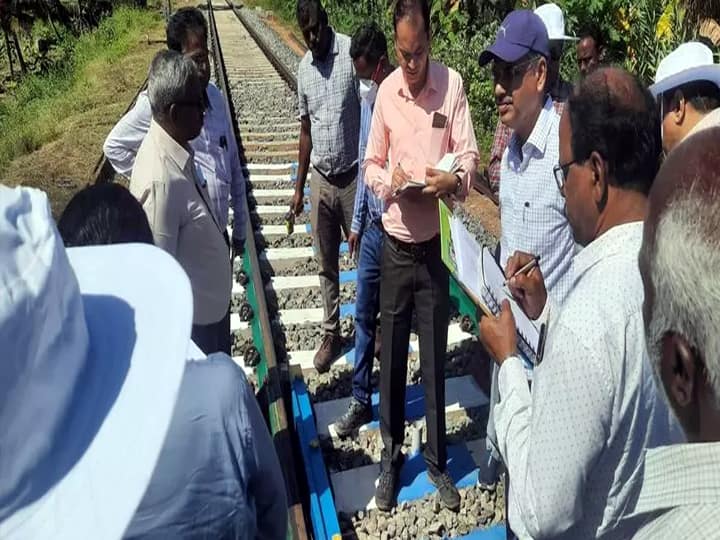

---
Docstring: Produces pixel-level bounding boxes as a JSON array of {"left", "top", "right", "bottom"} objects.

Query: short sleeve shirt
[{"left": 297, "top": 30, "right": 360, "bottom": 176}]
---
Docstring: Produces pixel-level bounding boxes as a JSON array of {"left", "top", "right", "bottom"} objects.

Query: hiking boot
[
  {"left": 375, "top": 455, "right": 405, "bottom": 512},
  {"left": 313, "top": 333, "right": 342, "bottom": 373},
  {"left": 429, "top": 470, "right": 461, "bottom": 512},
  {"left": 334, "top": 399, "right": 372, "bottom": 438}
]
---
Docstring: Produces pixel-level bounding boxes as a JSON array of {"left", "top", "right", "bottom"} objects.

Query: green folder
[{"left": 438, "top": 199, "right": 457, "bottom": 275}]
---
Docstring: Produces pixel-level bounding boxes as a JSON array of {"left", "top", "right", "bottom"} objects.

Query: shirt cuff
[
  {"left": 351, "top": 222, "right": 362, "bottom": 235},
  {"left": 498, "top": 355, "right": 529, "bottom": 401}
]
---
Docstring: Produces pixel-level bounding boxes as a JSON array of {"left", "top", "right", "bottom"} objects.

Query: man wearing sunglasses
[
  {"left": 480, "top": 66, "right": 681, "bottom": 540},
  {"left": 484, "top": 3, "right": 575, "bottom": 195},
  {"left": 476, "top": 9, "right": 576, "bottom": 492}
]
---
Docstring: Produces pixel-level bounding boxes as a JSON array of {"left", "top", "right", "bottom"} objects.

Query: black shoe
[
  {"left": 375, "top": 455, "right": 405, "bottom": 512},
  {"left": 334, "top": 399, "right": 372, "bottom": 438},
  {"left": 429, "top": 470, "right": 461, "bottom": 512}
]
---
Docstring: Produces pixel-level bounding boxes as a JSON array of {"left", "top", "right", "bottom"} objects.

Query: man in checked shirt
[{"left": 291, "top": 0, "right": 360, "bottom": 372}]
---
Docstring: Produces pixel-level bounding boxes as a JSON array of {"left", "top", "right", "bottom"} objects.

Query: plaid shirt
[
  {"left": 498, "top": 97, "right": 574, "bottom": 304},
  {"left": 297, "top": 30, "right": 360, "bottom": 177},
  {"left": 487, "top": 93, "right": 567, "bottom": 194},
  {"left": 629, "top": 443, "right": 720, "bottom": 539}
]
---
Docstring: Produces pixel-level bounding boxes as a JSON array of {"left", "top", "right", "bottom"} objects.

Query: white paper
[
  {"left": 450, "top": 217, "right": 483, "bottom": 301},
  {"left": 435, "top": 153, "right": 459, "bottom": 173}
]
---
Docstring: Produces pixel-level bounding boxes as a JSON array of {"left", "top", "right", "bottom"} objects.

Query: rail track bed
[{"left": 206, "top": 2, "right": 506, "bottom": 537}]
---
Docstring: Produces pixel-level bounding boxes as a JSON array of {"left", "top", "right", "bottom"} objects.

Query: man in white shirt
[
  {"left": 649, "top": 42, "right": 720, "bottom": 154},
  {"left": 628, "top": 127, "right": 720, "bottom": 539},
  {"left": 130, "top": 50, "right": 232, "bottom": 356},
  {"left": 479, "top": 67, "right": 682, "bottom": 539},
  {"left": 104, "top": 7, "right": 246, "bottom": 262}
]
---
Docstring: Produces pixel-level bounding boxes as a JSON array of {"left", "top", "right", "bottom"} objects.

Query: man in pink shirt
[{"left": 363, "top": 0, "right": 479, "bottom": 512}]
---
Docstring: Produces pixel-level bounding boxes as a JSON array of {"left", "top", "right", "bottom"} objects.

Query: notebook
[
  {"left": 438, "top": 200, "right": 540, "bottom": 363},
  {"left": 393, "top": 153, "right": 460, "bottom": 196}
]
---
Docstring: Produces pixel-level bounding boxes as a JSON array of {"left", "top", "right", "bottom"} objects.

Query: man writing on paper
[
  {"left": 363, "top": 0, "right": 479, "bottom": 512},
  {"left": 479, "top": 67, "right": 681, "bottom": 539},
  {"left": 476, "top": 9, "right": 576, "bottom": 489}
]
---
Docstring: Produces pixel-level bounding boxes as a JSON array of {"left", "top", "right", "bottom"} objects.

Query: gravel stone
[{"left": 239, "top": 6, "right": 301, "bottom": 75}]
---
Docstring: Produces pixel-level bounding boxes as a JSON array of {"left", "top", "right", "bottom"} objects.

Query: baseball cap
[
  {"left": 479, "top": 10, "right": 550, "bottom": 66},
  {"left": 534, "top": 3, "right": 577, "bottom": 41}
]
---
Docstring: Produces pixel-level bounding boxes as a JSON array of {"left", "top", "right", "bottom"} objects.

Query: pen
[
  {"left": 503, "top": 255, "right": 541, "bottom": 286},
  {"left": 536, "top": 322, "right": 547, "bottom": 365}
]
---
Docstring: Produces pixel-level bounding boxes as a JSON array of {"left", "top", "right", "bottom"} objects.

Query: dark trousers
[
  {"left": 352, "top": 221, "right": 384, "bottom": 406},
  {"left": 192, "top": 306, "right": 231, "bottom": 355},
  {"left": 379, "top": 233, "right": 449, "bottom": 475}
]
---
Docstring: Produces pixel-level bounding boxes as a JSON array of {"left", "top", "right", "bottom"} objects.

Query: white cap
[
  {"left": 0, "top": 185, "right": 192, "bottom": 539},
  {"left": 534, "top": 3, "right": 577, "bottom": 42},
  {"left": 649, "top": 41, "right": 720, "bottom": 97}
]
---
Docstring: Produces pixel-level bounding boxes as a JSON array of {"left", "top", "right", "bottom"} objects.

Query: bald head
[
  {"left": 567, "top": 67, "right": 661, "bottom": 193},
  {"left": 641, "top": 126, "right": 720, "bottom": 441}
]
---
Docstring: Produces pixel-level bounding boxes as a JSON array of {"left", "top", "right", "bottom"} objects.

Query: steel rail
[{"left": 205, "top": 2, "right": 308, "bottom": 539}]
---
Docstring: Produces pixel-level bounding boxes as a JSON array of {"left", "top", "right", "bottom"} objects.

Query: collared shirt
[
  {"left": 499, "top": 97, "right": 574, "bottom": 304},
  {"left": 103, "top": 83, "right": 247, "bottom": 242},
  {"left": 364, "top": 61, "right": 479, "bottom": 243},
  {"left": 629, "top": 443, "right": 720, "bottom": 539},
  {"left": 297, "top": 30, "right": 360, "bottom": 177},
  {"left": 351, "top": 96, "right": 384, "bottom": 235},
  {"left": 684, "top": 106, "right": 720, "bottom": 141},
  {"left": 494, "top": 222, "right": 682, "bottom": 540},
  {"left": 126, "top": 352, "right": 288, "bottom": 539},
  {"left": 130, "top": 120, "right": 231, "bottom": 325},
  {"left": 487, "top": 99, "right": 566, "bottom": 193}
]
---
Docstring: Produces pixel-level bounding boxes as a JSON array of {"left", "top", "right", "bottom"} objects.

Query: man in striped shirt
[{"left": 335, "top": 23, "right": 395, "bottom": 437}]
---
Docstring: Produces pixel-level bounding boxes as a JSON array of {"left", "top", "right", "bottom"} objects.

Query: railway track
[{"left": 205, "top": 2, "right": 507, "bottom": 538}]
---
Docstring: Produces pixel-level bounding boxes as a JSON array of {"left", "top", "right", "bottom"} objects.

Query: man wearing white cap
[
  {"left": 0, "top": 185, "right": 288, "bottom": 539},
  {"left": 485, "top": 2, "right": 575, "bottom": 194},
  {"left": 650, "top": 42, "right": 720, "bottom": 154}
]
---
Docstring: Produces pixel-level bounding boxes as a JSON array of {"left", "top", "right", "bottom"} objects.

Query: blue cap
[{"left": 479, "top": 10, "right": 550, "bottom": 66}]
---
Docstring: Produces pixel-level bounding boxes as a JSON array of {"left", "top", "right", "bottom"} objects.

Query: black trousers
[
  {"left": 192, "top": 306, "right": 231, "bottom": 355},
  {"left": 379, "top": 232, "right": 449, "bottom": 475}
]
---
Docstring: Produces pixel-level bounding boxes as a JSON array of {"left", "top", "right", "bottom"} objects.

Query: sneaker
[
  {"left": 334, "top": 399, "right": 372, "bottom": 438},
  {"left": 313, "top": 333, "right": 342, "bottom": 373},
  {"left": 375, "top": 455, "right": 405, "bottom": 512},
  {"left": 429, "top": 470, "right": 461, "bottom": 512}
]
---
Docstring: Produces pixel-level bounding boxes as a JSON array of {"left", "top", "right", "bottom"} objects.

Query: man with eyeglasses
[
  {"left": 479, "top": 66, "right": 682, "bottom": 540},
  {"left": 363, "top": 0, "right": 479, "bottom": 512},
  {"left": 129, "top": 50, "right": 233, "bottom": 356},
  {"left": 476, "top": 9, "right": 576, "bottom": 492},
  {"left": 649, "top": 42, "right": 720, "bottom": 154},
  {"left": 484, "top": 3, "right": 575, "bottom": 195}
]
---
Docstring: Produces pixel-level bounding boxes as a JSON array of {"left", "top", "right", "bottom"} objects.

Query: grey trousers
[{"left": 309, "top": 168, "right": 357, "bottom": 335}]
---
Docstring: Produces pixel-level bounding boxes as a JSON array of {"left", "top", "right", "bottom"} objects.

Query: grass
[{"left": 0, "top": 7, "right": 165, "bottom": 217}]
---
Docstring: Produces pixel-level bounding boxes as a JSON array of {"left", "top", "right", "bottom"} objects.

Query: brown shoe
[{"left": 314, "top": 333, "right": 342, "bottom": 373}]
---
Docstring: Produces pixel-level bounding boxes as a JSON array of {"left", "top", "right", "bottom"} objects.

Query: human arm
[
  {"left": 292, "top": 72, "right": 312, "bottom": 216},
  {"left": 227, "top": 123, "right": 246, "bottom": 256},
  {"left": 493, "top": 325, "right": 612, "bottom": 537},
  {"left": 363, "top": 91, "right": 394, "bottom": 202},
  {"left": 143, "top": 180, "right": 183, "bottom": 256},
  {"left": 486, "top": 119, "right": 510, "bottom": 195},
  {"left": 103, "top": 92, "right": 152, "bottom": 177}
]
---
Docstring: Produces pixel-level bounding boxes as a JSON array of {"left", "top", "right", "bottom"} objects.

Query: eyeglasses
[
  {"left": 395, "top": 42, "right": 428, "bottom": 66},
  {"left": 553, "top": 158, "right": 578, "bottom": 194},
  {"left": 491, "top": 55, "right": 540, "bottom": 83}
]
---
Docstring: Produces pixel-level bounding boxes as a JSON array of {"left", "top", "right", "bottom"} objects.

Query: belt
[
  {"left": 386, "top": 232, "right": 439, "bottom": 260},
  {"left": 316, "top": 163, "right": 358, "bottom": 185}
]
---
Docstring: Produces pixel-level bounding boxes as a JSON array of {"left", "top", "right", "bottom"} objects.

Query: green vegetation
[
  {"left": 0, "top": 7, "right": 161, "bottom": 175},
  {"left": 248, "top": 0, "right": 714, "bottom": 159}
]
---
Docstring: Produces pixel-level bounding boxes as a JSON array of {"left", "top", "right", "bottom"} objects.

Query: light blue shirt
[
  {"left": 103, "top": 83, "right": 247, "bottom": 242},
  {"left": 499, "top": 97, "right": 574, "bottom": 305},
  {"left": 351, "top": 97, "right": 384, "bottom": 235},
  {"left": 125, "top": 353, "right": 288, "bottom": 539}
]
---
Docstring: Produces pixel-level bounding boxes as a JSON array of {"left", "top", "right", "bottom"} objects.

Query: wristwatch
[{"left": 453, "top": 174, "right": 463, "bottom": 196}]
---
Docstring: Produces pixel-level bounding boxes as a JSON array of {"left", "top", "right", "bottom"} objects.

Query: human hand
[
  {"left": 290, "top": 189, "right": 304, "bottom": 216},
  {"left": 479, "top": 300, "right": 518, "bottom": 365},
  {"left": 505, "top": 251, "right": 547, "bottom": 320},
  {"left": 423, "top": 168, "right": 458, "bottom": 197},
  {"left": 348, "top": 232, "right": 360, "bottom": 259},
  {"left": 391, "top": 163, "right": 411, "bottom": 194}
]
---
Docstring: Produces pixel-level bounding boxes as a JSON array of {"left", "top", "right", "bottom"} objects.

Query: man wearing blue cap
[{"left": 476, "top": 9, "right": 575, "bottom": 492}]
